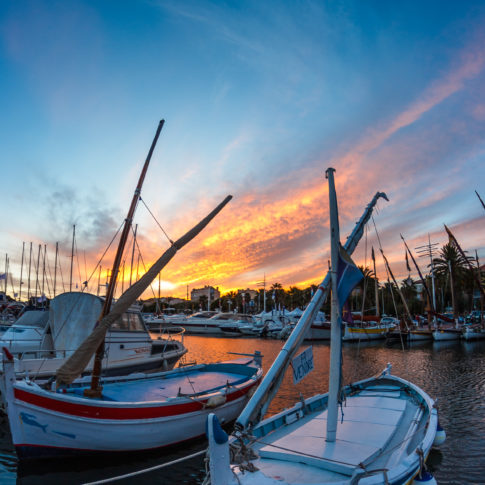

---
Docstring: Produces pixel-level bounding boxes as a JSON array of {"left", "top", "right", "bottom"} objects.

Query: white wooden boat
[
  {"left": 432, "top": 326, "right": 462, "bottom": 341},
  {"left": 343, "top": 321, "right": 396, "bottom": 341},
  {"left": 1, "top": 120, "right": 237, "bottom": 460},
  {"left": 2, "top": 351, "right": 262, "bottom": 459},
  {"left": 206, "top": 169, "right": 442, "bottom": 485}
]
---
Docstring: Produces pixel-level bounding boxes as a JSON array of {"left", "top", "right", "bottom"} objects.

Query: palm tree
[
  {"left": 432, "top": 243, "right": 471, "bottom": 317},
  {"left": 270, "top": 282, "right": 283, "bottom": 309}
]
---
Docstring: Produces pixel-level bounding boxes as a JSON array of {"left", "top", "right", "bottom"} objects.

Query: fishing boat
[
  {"left": 206, "top": 168, "right": 442, "bottom": 484},
  {"left": 2, "top": 349, "right": 262, "bottom": 459},
  {"left": 1, "top": 120, "right": 248, "bottom": 459}
]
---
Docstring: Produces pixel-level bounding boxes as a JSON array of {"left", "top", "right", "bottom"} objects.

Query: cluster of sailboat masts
[{"left": 1, "top": 221, "right": 153, "bottom": 305}]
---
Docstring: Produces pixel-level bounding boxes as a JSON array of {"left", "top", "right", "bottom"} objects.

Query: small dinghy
[{"left": 206, "top": 168, "right": 443, "bottom": 485}]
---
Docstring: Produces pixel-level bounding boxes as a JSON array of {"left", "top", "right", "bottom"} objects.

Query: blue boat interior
[{"left": 61, "top": 363, "right": 255, "bottom": 403}]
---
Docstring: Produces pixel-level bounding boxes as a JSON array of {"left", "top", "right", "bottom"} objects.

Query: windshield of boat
[
  {"left": 13, "top": 309, "right": 49, "bottom": 328},
  {"left": 110, "top": 312, "right": 146, "bottom": 332}
]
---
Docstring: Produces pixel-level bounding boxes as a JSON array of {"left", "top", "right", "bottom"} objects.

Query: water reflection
[{"left": 0, "top": 336, "right": 483, "bottom": 484}]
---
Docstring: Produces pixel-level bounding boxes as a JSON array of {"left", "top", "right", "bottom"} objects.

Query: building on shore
[{"left": 191, "top": 286, "right": 220, "bottom": 303}]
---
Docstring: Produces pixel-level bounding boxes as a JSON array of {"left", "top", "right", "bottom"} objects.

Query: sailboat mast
[
  {"left": 372, "top": 247, "right": 379, "bottom": 317},
  {"left": 3, "top": 253, "right": 7, "bottom": 295},
  {"left": 129, "top": 224, "right": 138, "bottom": 287},
  {"left": 54, "top": 242, "right": 59, "bottom": 298},
  {"left": 35, "top": 244, "right": 41, "bottom": 303},
  {"left": 70, "top": 225, "right": 75, "bottom": 292},
  {"left": 27, "top": 242, "right": 32, "bottom": 302},
  {"left": 326, "top": 168, "right": 341, "bottom": 443},
  {"left": 88, "top": 119, "right": 165, "bottom": 395},
  {"left": 41, "top": 244, "right": 46, "bottom": 303},
  {"left": 19, "top": 242, "right": 25, "bottom": 301}
]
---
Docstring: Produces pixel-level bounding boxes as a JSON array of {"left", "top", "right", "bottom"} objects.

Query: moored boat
[
  {"left": 2, "top": 350, "right": 262, "bottom": 459},
  {"left": 205, "top": 168, "right": 442, "bottom": 485}
]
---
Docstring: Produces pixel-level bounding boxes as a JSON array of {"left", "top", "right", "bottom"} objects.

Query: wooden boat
[
  {"left": 2, "top": 350, "right": 261, "bottom": 459},
  {"left": 206, "top": 169, "right": 442, "bottom": 484},
  {"left": 2, "top": 120, "right": 241, "bottom": 460}
]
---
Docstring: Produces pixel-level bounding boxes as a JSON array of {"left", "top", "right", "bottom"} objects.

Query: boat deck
[
  {"left": 66, "top": 368, "right": 250, "bottom": 403},
  {"left": 249, "top": 387, "right": 424, "bottom": 483}
]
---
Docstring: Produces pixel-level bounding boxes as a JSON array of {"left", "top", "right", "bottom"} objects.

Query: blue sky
[{"left": 1, "top": 0, "right": 484, "bottom": 298}]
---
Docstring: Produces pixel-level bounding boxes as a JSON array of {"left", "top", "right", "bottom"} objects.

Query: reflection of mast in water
[{"left": 416, "top": 235, "right": 439, "bottom": 321}]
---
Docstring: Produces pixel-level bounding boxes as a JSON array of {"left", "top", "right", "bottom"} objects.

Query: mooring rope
[{"left": 82, "top": 448, "right": 206, "bottom": 484}]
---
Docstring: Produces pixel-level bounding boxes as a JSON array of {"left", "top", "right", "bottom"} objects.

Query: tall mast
[
  {"left": 87, "top": 119, "right": 165, "bottom": 395},
  {"left": 35, "top": 244, "right": 41, "bottom": 302},
  {"left": 326, "top": 167, "right": 341, "bottom": 443},
  {"left": 70, "top": 225, "right": 75, "bottom": 292},
  {"left": 372, "top": 247, "right": 379, "bottom": 317},
  {"left": 121, "top": 261, "right": 125, "bottom": 294},
  {"left": 53, "top": 242, "right": 59, "bottom": 298},
  {"left": 27, "top": 242, "right": 32, "bottom": 302},
  {"left": 4, "top": 253, "right": 7, "bottom": 295},
  {"left": 129, "top": 224, "right": 138, "bottom": 287},
  {"left": 41, "top": 244, "right": 46, "bottom": 304},
  {"left": 19, "top": 242, "right": 25, "bottom": 301},
  {"left": 97, "top": 266, "right": 101, "bottom": 297}
]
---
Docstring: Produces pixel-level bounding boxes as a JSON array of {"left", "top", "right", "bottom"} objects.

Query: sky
[{"left": 1, "top": 0, "right": 484, "bottom": 300}]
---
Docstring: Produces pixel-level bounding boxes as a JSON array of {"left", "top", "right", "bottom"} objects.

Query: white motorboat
[
  {"left": 0, "top": 292, "right": 187, "bottom": 387},
  {"left": 177, "top": 311, "right": 220, "bottom": 334}
]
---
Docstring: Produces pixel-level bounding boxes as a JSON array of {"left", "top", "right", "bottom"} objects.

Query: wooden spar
[
  {"left": 326, "top": 167, "right": 341, "bottom": 443},
  {"left": 19, "top": 242, "right": 25, "bottom": 301},
  {"left": 87, "top": 120, "right": 165, "bottom": 395},
  {"left": 56, "top": 194, "right": 233, "bottom": 387},
  {"left": 380, "top": 248, "right": 413, "bottom": 330},
  {"left": 444, "top": 224, "right": 485, "bottom": 298}
]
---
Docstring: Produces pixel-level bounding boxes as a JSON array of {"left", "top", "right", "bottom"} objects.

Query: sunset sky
[{"left": 1, "top": 1, "right": 485, "bottom": 300}]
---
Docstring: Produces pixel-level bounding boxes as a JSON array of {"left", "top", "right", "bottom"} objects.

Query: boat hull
[
  {"left": 4, "top": 359, "right": 262, "bottom": 459},
  {"left": 224, "top": 373, "right": 438, "bottom": 485},
  {"left": 433, "top": 328, "right": 462, "bottom": 341}
]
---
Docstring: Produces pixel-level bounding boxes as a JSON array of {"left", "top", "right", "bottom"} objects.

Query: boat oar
[{"left": 56, "top": 195, "right": 232, "bottom": 387}]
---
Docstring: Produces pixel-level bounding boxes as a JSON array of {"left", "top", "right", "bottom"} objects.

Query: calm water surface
[{"left": 1, "top": 336, "right": 484, "bottom": 484}]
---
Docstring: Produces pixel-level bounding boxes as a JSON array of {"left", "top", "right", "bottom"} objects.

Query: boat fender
[
  {"left": 205, "top": 394, "right": 227, "bottom": 408},
  {"left": 433, "top": 420, "right": 446, "bottom": 446},
  {"left": 412, "top": 470, "right": 437, "bottom": 484}
]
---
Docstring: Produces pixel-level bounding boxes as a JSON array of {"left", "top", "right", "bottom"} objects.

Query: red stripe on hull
[{"left": 14, "top": 380, "right": 259, "bottom": 420}]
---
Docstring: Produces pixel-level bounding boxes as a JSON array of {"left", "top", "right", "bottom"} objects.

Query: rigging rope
[{"left": 139, "top": 196, "right": 174, "bottom": 245}]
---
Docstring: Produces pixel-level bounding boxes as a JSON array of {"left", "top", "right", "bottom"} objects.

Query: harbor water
[{"left": 1, "top": 335, "right": 484, "bottom": 484}]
